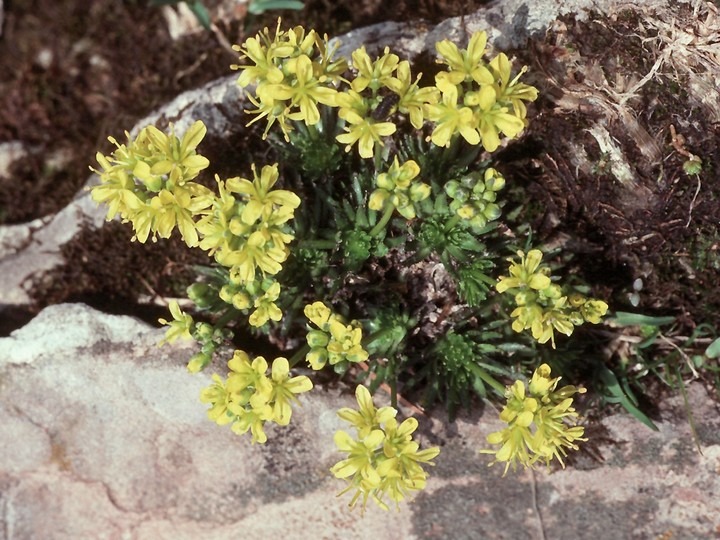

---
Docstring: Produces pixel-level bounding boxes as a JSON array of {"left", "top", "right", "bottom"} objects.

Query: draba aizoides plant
[{"left": 90, "top": 20, "right": 609, "bottom": 512}]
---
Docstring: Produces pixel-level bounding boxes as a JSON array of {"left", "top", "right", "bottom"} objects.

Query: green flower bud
[
  {"left": 187, "top": 352, "right": 211, "bottom": 373},
  {"left": 307, "top": 329, "right": 330, "bottom": 348},
  {"left": 187, "top": 282, "right": 214, "bottom": 307},
  {"left": 483, "top": 203, "right": 501, "bottom": 220},
  {"left": 195, "top": 322, "right": 214, "bottom": 341},
  {"left": 444, "top": 180, "right": 461, "bottom": 198},
  {"left": 219, "top": 285, "right": 235, "bottom": 304}
]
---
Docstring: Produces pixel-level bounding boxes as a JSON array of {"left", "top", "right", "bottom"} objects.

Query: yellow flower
[
  {"left": 141, "top": 121, "right": 211, "bottom": 187},
  {"left": 304, "top": 301, "right": 332, "bottom": 327},
  {"left": 435, "top": 31, "right": 494, "bottom": 91},
  {"left": 284, "top": 54, "right": 338, "bottom": 125},
  {"left": 488, "top": 53, "right": 539, "bottom": 119},
  {"left": 482, "top": 364, "right": 586, "bottom": 474},
  {"left": 377, "top": 417, "right": 441, "bottom": 506},
  {"left": 91, "top": 122, "right": 213, "bottom": 246},
  {"left": 331, "top": 384, "right": 440, "bottom": 512},
  {"left": 158, "top": 300, "right": 194, "bottom": 344},
  {"left": 232, "top": 22, "right": 345, "bottom": 140},
  {"left": 90, "top": 156, "right": 141, "bottom": 221},
  {"left": 509, "top": 303, "right": 544, "bottom": 334},
  {"left": 350, "top": 46, "right": 400, "bottom": 93},
  {"left": 233, "top": 34, "right": 285, "bottom": 88},
  {"left": 337, "top": 385, "right": 397, "bottom": 439},
  {"left": 200, "top": 374, "right": 235, "bottom": 426},
  {"left": 268, "top": 357, "right": 313, "bottom": 425},
  {"left": 304, "top": 302, "right": 369, "bottom": 370},
  {"left": 474, "top": 85, "right": 525, "bottom": 152},
  {"left": 497, "top": 249, "right": 608, "bottom": 347},
  {"left": 226, "top": 163, "right": 301, "bottom": 226},
  {"left": 425, "top": 85, "right": 480, "bottom": 147},
  {"left": 226, "top": 350, "right": 273, "bottom": 398},
  {"left": 249, "top": 281, "right": 283, "bottom": 327},
  {"left": 531, "top": 304, "right": 575, "bottom": 348},
  {"left": 327, "top": 318, "right": 369, "bottom": 365},
  {"left": 500, "top": 380, "right": 538, "bottom": 428},
  {"left": 385, "top": 60, "right": 440, "bottom": 129},
  {"left": 331, "top": 429, "right": 385, "bottom": 490},
  {"left": 244, "top": 93, "right": 293, "bottom": 141},
  {"left": 228, "top": 397, "right": 274, "bottom": 444},
  {"left": 496, "top": 249, "right": 551, "bottom": 293},
  {"left": 202, "top": 348, "right": 315, "bottom": 443},
  {"left": 219, "top": 229, "right": 290, "bottom": 284},
  {"left": 581, "top": 300, "right": 609, "bottom": 324},
  {"left": 336, "top": 109, "right": 396, "bottom": 159},
  {"left": 306, "top": 348, "right": 329, "bottom": 371}
]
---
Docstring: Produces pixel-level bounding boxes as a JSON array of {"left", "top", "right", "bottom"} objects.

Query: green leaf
[
  {"left": 705, "top": 337, "right": 720, "bottom": 359},
  {"left": 599, "top": 366, "right": 658, "bottom": 431},
  {"left": 612, "top": 312, "right": 675, "bottom": 327},
  {"left": 187, "top": 1, "right": 211, "bottom": 30},
  {"left": 471, "top": 375, "right": 487, "bottom": 399},
  {"left": 496, "top": 342, "right": 531, "bottom": 353},
  {"left": 248, "top": 0, "right": 305, "bottom": 14}
]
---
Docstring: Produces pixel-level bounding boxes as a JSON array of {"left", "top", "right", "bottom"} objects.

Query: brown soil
[{"left": 500, "top": 6, "right": 720, "bottom": 333}]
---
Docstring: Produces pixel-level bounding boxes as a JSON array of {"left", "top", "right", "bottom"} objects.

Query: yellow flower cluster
[
  {"left": 444, "top": 167, "right": 505, "bottom": 229},
  {"left": 232, "top": 21, "right": 346, "bottom": 140},
  {"left": 335, "top": 47, "right": 440, "bottom": 158},
  {"left": 430, "top": 31, "right": 538, "bottom": 151},
  {"left": 219, "top": 278, "right": 283, "bottom": 328},
  {"left": 496, "top": 250, "right": 609, "bottom": 347},
  {"left": 90, "top": 120, "right": 214, "bottom": 246},
  {"left": 196, "top": 163, "right": 300, "bottom": 288},
  {"left": 368, "top": 158, "right": 431, "bottom": 219},
  {"left": 482, "top": 364, "right": 587, "bottom": 474},
  {"left": 304, "top": 302, "right": 369, "bottom": 370},
  {"left": 91, "top": 123, "right": 301, "bottom": 306},
  {"left": 200, "top": 350, "right": 313, "bottom": 444},
  {"left": 233, "top": 24, "right": 538, "bottom": 158},
  {"left": 331, "top": 385, "right": 440, "bottom": 512}
]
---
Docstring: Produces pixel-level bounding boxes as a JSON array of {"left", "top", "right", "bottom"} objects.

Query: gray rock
[
  {"left": 0, "top": 141, "right": 26, "bottom": 180},
  {"left": 0, "top": 303, "right": 718, "bottom": 539}
]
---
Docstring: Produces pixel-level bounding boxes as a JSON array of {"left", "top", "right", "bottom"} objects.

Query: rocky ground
[
  {"left": 1, "top": 0, "right": 719, "bottom": 538},
  {"left": 0, "top": 303, "right": 718, "bottom": 539}
]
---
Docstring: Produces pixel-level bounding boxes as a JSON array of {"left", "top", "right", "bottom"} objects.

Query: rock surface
[{"left": 0, "top": 303, "right": 718, "bottom": 539}]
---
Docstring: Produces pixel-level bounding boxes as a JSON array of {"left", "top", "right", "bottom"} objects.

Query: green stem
[
  {"left": 288, "top": 343, "right": 311, "bottom": 368},
  {"left": 389, "top": 371, "right": 398, "bottom": 409},
  {"left": 294, "top": 119, "right": 310, "bottom": 137},
  {"left": 215, "top": 308, "right": 240, "bottom": 330},
  {"left": 374, "top": 148, "right": 383, "bottom": 173},
  {"left": 369, "top": 205, "right": 395, "bottom": 237}
]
